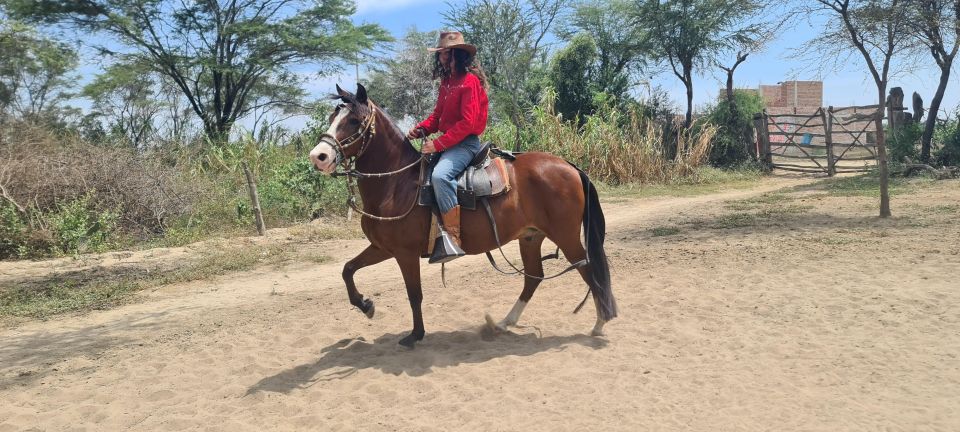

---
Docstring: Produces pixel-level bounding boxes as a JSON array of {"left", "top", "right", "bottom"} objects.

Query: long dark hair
[{"left": 432, "top": 48, "right": 489, "bottom": 91}]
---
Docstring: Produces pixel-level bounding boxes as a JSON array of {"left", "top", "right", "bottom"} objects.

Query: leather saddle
[{"left": 418, "top": 143, "right": 513, "bottom": 211}]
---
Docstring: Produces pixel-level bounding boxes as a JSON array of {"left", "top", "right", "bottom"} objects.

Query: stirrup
[{"left": 428, "top": 229, "right": 465, "bottom": 264}]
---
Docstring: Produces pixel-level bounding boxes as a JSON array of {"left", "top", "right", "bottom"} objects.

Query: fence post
[
  {"left": 752, "top": 113, "right": 764, "bottom": 161},
  {"left": 758, "top": 110, "right": 773, "bottom": 169},
  {"left": 242, "top": 162, "right": 267, "bottom": 236},
  {"left": 822, "top": 107, "right": 835, "bottom": 176}
]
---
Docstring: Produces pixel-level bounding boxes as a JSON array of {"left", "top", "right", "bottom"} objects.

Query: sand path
[{"left": 2, "top": 175, "right": 958, "bottom": 431}]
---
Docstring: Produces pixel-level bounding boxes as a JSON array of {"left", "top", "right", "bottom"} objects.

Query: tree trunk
[
  {"left": 684, "top": 72, "right": 694, "bottom": 129},
  {"left": 876, "top": 86, "right": 892, "bottom": 218},
  {"left": 921, "top": 59, "right": 953, "bottom": 162}
]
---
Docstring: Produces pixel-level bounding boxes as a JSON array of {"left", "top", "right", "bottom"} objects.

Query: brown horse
[{"left": 309, "top": 84, "right": 616, "bottom": 348}]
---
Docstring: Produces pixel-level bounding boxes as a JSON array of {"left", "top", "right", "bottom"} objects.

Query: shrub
[
  {"left": 484, "top": 92, "right": 715, "bottom": 185},
  {"left": 887, "top": 122, "right": 922, "bottom": 163},
  {"left": 703, "top": 90, "right": 765, "bottom": 167},
  {"left": 933, "top": 114, "right": 960, "bottom": 167}
]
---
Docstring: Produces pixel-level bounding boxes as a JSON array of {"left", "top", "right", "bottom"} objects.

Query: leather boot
[
  {"left": 441, "top": 205, "right": 463, "bottom": 248},
  {"left": 429, "top": 205, "right": 465, "bottom": 264}
]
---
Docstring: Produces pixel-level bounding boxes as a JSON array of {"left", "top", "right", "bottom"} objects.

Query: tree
[
  {"left": 548, "top": 33, "right": 598, "bottom": 122},
  {"left": 443, "top": 0, "right": 563, "bottom": 150},
  {"left": 82, "top": 62, "right": 161, "bottom": 148},
  {"left": 364, "top": 28, "right": 437, "bottom": 123},
  {"left": 3, "top": 0, "right": 390, "bottom": 144},
  {"left": 807, "top": 0, "right": 912, "bottom": 217},
  {"left": 638, "top": 0, "right": 764, "bottom": 128},
  {"left": 907, "top": 0, "right": 960, "bottom": 163},
  {"left": 559, "top": 0, "right": 652, "bottom": 98},
  {"left": 0, "top": 20, "right": 78, "bottom": 124}
]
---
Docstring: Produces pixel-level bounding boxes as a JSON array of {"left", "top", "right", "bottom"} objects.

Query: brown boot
[
  {"left": 429, "top": 205, "right": 465, "bottom": 264},
  {"left": 441, "top": 205, "right": 463, "bottom": 248}
]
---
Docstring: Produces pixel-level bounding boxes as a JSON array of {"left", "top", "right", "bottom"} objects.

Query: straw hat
[{"left": 427, "top": 31, "right": 477, "bottom": 56}]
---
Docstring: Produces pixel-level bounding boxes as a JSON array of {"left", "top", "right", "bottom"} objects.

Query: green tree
[
  {"left": 906, "top": 0, "right": 960, "bottom": 163},
  {"left": 548, "top": 33, "right": 598, "bottom": 122},
  {"left": 3, "top": 0, "right": 390, "bottom": 144},
  {"left": 82, "top": 62, "right": 161, "bottom": 148},
  {"left": 0, "top": 20, "right": 78, "bottom": 124},
  {"left": 559, "top": 0, "right": 652, "bottom": 98},
  {"left": 364, "top": 28, "right": 437, "bottom": 122},
  {"left": 638, "top": 0, "right": 765, "bottom": 128},
  {"left": 704, "top": 89, "right": 765, "bottom": 166}
]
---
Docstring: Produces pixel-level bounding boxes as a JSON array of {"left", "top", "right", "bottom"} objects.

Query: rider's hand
[
  {"left": 421, "top": 140, "right": 438, "bottom": 154},
  {"left": 406, "top": 127, "right": 425, "bottom": 140}
]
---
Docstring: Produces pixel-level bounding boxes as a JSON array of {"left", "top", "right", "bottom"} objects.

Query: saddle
[{"left": 418, "top": 142, "right": 513, "bottom": 211}]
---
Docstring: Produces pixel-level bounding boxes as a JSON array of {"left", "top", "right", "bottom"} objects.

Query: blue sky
[{"left": 336, "top": 0, "right": 958, "bottom": 119}]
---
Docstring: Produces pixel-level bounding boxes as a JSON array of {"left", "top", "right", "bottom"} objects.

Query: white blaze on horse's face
[{"left": 309, "top": 107, "right": 350, "bottom": 174}]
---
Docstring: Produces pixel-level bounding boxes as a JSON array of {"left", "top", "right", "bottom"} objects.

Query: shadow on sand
[{"left": 247, "top": 328, "right": 607, "bottom": 395}]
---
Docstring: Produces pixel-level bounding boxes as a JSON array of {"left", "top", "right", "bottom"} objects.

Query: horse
[{"left": 308, "top": 84, "right": 617, "bottom": 348}]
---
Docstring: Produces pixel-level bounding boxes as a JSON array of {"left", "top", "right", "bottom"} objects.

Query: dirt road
[{"left": 2, "top": 175, "right": 958, "bottom": 431}]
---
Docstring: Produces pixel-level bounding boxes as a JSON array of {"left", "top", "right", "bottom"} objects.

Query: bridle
[{"left": 325, "top": 102, "right": 425, "bottom": 221}]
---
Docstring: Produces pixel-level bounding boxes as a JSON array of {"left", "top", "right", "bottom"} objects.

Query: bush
[
  {"left": 484, "top": 92, "right": 716, "bottom": 185},
  {"left": 703, "top": 90, "right": 765, "bottom": 167},
  {"left": 934, "top": 114, "right": 960, "bottom": 167},
  {"left": 257, "top": 156, "right": 349, "bottom": 224},
  {"left": 887, "top": 122, "right": 922, "bottom": 163},
  {"left": 0, "top": 194, "right": 120, "bottom": 259}
]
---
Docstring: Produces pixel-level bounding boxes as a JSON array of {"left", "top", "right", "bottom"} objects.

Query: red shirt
[{"left": 417, "top": 72, "right": 489, "bottom": 151}]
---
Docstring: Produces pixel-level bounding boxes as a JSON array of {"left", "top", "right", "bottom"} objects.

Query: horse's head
[{"left": 309, "top": 83, "right": 376, "bottom": 174}]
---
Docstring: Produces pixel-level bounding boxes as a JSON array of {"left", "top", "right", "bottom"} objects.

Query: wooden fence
[{"left": 753, "top": 105, "right": 883, "bottom": 175}]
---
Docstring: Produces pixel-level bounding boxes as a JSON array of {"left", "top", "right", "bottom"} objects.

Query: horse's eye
[{"left": 348, "top": 118, "right": 361, "bottom": 126}]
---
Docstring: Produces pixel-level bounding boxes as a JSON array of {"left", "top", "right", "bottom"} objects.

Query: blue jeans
[{"left": 432, "top": 135, "right": 482, "bottom": 213}]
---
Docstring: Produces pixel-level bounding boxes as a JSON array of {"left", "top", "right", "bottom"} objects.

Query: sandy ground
[{"left": 1, "top": 174, "right": 958, "bottom": 431}]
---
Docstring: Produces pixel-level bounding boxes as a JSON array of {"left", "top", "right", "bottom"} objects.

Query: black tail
[{"left": 577, "top": 168, "right": 617, "bottom": 321}]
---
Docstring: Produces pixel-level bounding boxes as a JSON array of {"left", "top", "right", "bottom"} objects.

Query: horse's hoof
[
  {"left": 360, "top": 299, "right": 375, "bottom": 319},
  {"left": 484, "top": 314, "right": 508, "bottom": 333},
  {"left": 590, "top": 329, "right": 605, "bottom": 337},
  {"left": 398, "top": 331, "right": 424, "bottom": 348}
]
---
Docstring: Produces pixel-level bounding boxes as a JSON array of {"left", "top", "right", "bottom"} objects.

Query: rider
[{"left": 407, "top": 31, "right": 489, "bottom": 261}]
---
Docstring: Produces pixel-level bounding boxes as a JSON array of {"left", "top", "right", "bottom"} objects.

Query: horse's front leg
[
  {"left": 394, "top": 253, "right": 425, "bottom": 348},
  {"left": 343, "top": 245, "right": 392, "bottom": 318}
]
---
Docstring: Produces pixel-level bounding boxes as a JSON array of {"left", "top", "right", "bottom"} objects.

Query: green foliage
[
  {"left": 365, "top": 28, "right": 437, "bottom": 122},
  {"left": 703, "top": 90, "right": 766, "bottom": 166},
  {"left": 886, "top": 122, "right": 923, "bottom": 163},
  {"left": 0, "top": 194, "right": 120, "bottom": 259},
  {"left": 637, "top": 0, "right": 766, "bottom": 127},
  {"left": 559, "top": 0, "right": 652, "bottom": 97},
  {"left": 0, "top": 20, "right": 79, "bottom": 123},
  {"left": 484, "top": 93, "right": 717, "bottom": 184},
  {"left": 933, "top": 114, "right": 960, "bottom": 167},
  {"left": 45, "top": 193, "right": 120, "bottom": 256},
  {"left": 548, "top": 34, "right": 599, "bottom": 122},
  {"left": 258, "top": 157, "right": 348, "bottom": 224},
  {"left": 4, "top": 0, "right": 391, "bottom": 142}
]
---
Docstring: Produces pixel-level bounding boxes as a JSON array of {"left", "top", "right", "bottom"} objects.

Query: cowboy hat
[{"left": 427, "top": 31, "right": 477, "bottom": 56}]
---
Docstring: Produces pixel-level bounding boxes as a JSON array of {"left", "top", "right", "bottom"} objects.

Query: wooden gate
[{"left": 753, "top": 105, "right": 882, "bottom": 175}]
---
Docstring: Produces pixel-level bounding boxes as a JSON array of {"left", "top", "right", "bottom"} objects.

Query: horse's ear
[
  {"left": 356, "top": 83, "right": 368, "bottom": 104},
  {"left": 336, "top": 84, "right": 348, "bottom": 98}
]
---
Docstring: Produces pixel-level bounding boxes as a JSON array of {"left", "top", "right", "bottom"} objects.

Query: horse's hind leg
[
  {"left": 549, "top": 231, "right": 608, "bottom": 337},
  {"left": 492, "top": 232, "right": 546, "bottom": 331},
  {"left": 343, "top": 245, "right": 392, "bottom": 318}
]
